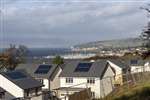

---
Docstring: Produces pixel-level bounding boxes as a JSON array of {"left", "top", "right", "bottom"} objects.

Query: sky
[{"left": 0, "top": 0, "right": 150, "bottom": 48}]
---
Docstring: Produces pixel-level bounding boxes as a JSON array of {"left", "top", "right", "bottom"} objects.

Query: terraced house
[
  {"left": 0, "top": 70, "right": 43, "bottom": 100},
  {"left": 55, "top": 60, "right": 115, "bottom": 99},
  {"left": 16, "top": 63, "right": 62, "bottom": 91}
]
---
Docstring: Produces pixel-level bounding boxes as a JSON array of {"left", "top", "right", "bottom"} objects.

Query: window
[
  {"left": 66, "top": 78, "right": 73, "bottom": 83},
  {"left": 87, "top": 78, "right": 95, "bottom": 84},
  {"left": 0, "top": 93, "right": 4, "bottom": 99},
  {"left": 61, "top": 94, "right": 65, "bottom": 96},
  {"left": 38, "top": 79, "right": 43, "bottom": 84},
  {"left": 130, "top": 60, "right": 138, "bottom": 65},
  {"left": 91, "top": 92, "right": 95, "bottom": 98},
  {"left": 25, "top": 90, "right": 29, "bottom": 97}
]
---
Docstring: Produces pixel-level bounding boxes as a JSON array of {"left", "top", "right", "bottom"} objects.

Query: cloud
[{"left": 0, "top": 0, "right": 149, "bottom": 48}]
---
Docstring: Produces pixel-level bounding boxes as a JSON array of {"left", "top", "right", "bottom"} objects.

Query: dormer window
[{"left": 130, "top": 60, "right": 138, "bottom": 65}]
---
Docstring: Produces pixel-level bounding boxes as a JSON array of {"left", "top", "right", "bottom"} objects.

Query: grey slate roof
[
  {"left": 16, "top": 63, "right": 59, "bottom": 80},
  {"left": 0, "top": 70, "right": 43, "bottom": 90},
  {"left": 108, "top": 59, "right": 129, "bottom": 69},
  {"left": 59, "top": 60, "right": 108, "bottom": 78},
  {"left": 108, "top": 59, "right": 146, "bottom": 68},
  {"left": 124, "top": 59, "right": 145, "bottom": 66}
]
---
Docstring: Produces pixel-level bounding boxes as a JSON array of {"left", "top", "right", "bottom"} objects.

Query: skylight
[
  {"left": 34, "top": 65, "right": 51, "bottom": 74},
  {"left": 74, "top": 62, "right": 92, "bottom": 72},
  {"left": 5, "top": 71, "right": 27, "bottom": 80}
]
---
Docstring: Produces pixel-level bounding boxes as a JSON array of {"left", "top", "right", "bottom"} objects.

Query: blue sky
[{"left": 0, "top": 0, "right": 149, "bottom": 48}]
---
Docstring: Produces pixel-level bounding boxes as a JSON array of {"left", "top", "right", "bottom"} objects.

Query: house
[
  {"left": 56, "top": 60, "right": 115, "bottom": 99},
  {"left": 107, "top": 59, "right": 129, "bottom": 85},
  {"left": 0, "top": 70, "right": 43, "bottom": 100},
  {"left": 16, "top": 63, "right": 62, "bottom": 91},
  {"left": 144, "top": 61, "right": 150, "bottom": 72},
  {"left": 0, "top": 87, "right": 5, "bottom": 100},
  {"left": 127, "top": 59, "right": 145, "bottom": 73}
]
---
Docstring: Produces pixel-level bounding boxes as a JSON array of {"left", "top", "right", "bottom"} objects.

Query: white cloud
[{"left": 1, "top": 0, "right": 149, "bottom": 47}]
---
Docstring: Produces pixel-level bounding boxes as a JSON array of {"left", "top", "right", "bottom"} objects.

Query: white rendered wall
[
  {"left": 107, "top": 61, "right": 123, "bottom": 85},
  {"left": 0, "top": 74, "right": 24, "bottom": 98},
  {"left": 31, "top": 95, "right": 43, "bottom": 100},
  {"left": 100, "top": 66, "right": 114, "bottom": 97},
  {"left": 107, "top": 61, "right": 122, "bottom": 75},
  {"left": 60, "top": 77, "right": 101, "bottom": 98},
  {"left": 42, "top": 79, "right": 49, "bottom": 89},
  {"left": 144, "top": 62, "right": 150, "bottom": 72},
  {"left": 130, "top": 65, "right": 150, "bottom": 73},
  {"left": 50, "top": 68, "right": 62, "bottom": 90}
]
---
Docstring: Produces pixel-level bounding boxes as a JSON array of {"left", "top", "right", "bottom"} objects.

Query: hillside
[
  {"left": 100, "top": 81, "right": 150, "bottom": 100},
  {"left": 73, "top": 38, "right": 144, "bottom": 50}
]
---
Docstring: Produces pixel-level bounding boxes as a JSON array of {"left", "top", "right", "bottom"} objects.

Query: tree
[
  {"left": 141, "top": 23, "right": 150, "bottom": 48},
  {"left": 0, "top": 44, "right": 28, "bottom": 71},
  {"left": 52, "top": 55, "right": 64, "bottom": 65},
  {"left": 140, "top": 4, "right": 150, "bottom": 58}
]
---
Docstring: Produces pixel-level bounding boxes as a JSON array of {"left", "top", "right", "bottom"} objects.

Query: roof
[
  {"left": 0, "top": 87, "right": 5, "bottom": 93},
  {"left": 124, "top": 59, "right": 145, "bottom": 66},
  {"left": 59, "top": 60, "right": 109, "bottom": 78},
  {"left": 108, "top": 59, "right": 146, "bottom": 67},
  {"left": 16, "top": 63, "right": 60, "bottom": 80},
  {"left": 108, "top": 59, "right": 129, "bottom": 69},
  {"left": 0, "top": 70, "right": 43, "bottom": 90}
]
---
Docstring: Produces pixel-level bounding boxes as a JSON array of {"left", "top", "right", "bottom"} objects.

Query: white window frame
[
  {"left": 87, "top": 78, "right": 95, "bottom": 84},
  {"left": 66, "top": 77, "right": 73, "bottom": 83}
]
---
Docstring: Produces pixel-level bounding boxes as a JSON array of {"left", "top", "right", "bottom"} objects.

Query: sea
[
  {"left": 0, "top": 48, "right": 94, "bottom": 59},
  {"left": 0, "top": 48, "right": 71, "bottom": 57}
]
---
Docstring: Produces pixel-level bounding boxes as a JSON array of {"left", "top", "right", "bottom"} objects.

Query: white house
[
  {"left": 0, "top": 70, "right": 43, "bottom": 100},
  {"left": 16, "top": 63, "right": 62, "bottom": 91},
  {"left": 56, "top": 60, "right": 115, "bottom": 99},
  {"left": 144, "top": 61, "right": 150, "bottom": 72},
  {"left": 107, "top": 59, "right": 129, "bottom": 85},
  {"left": 127, "top": 59, "right": 146, "bottom": 73}
]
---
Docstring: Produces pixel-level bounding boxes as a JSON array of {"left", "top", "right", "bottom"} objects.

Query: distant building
[
  {"left": 56, "top": 60, "right": 115, "bottom": 99},
  {"left": 0, "top": 70, "right": 43, "bottom": 100},
  {"left": 144, "top": 61, "right": 150, "bottom": 72},
  {"left": 127, "top": 59, "right": 146, "bottom": 73}
]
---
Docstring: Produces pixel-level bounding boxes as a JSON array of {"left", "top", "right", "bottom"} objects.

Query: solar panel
[
  {"left": 35, "top": 65, "right": 51, "bottom": 74},
  {"left": 75, "top": 62, "right": 92, "bottom": 72},
  {"left": 5, "top": 71, "right": 27, "bottom": 79}
]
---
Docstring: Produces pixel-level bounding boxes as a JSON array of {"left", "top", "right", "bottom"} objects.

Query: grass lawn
[{"left": 98, "top": 81, "right": 150, "bottom": 100}]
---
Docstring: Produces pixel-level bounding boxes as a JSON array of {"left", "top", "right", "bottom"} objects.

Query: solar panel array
[
  {"left": 5, "top": 71, "right": 27, "bottom": 80},
  {"left": 75, "top": 62, "right": 92, "bottom": 72},
  {"left": 35, "top": 65, "right": 51, "bottom": 74}
]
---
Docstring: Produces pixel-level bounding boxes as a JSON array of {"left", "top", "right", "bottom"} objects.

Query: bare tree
[{"left": 0, "top": 44, "right": 28, "bottom": 71}]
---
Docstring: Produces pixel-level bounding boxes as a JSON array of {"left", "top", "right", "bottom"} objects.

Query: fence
[
  {"left": 104, "top": 72, "right": 150, "bottom": 100},
  {"left": 56, "top": 66, "right": 150, "bottom": 100}
]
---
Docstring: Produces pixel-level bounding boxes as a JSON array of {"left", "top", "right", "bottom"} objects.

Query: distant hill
[{"left": 73, "top": 38, "right": 145, "bottom": 50}]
